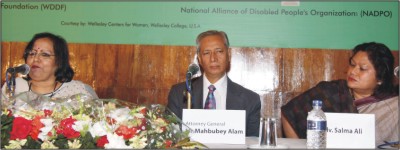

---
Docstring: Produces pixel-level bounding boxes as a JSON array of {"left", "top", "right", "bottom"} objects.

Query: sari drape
[{"left": 281, "top": 79, "right": 398, "bottom": 145}]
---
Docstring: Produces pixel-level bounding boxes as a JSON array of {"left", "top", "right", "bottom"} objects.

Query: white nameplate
[
  {"left": 182, "top": 109, "right": 245, "bottom": 144},
  {"left": 325, "top": 113, "right": 375, "bottom": 149}
]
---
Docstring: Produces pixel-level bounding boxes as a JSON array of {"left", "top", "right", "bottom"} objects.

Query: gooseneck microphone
[
  {"left": 6, "top": 64, "right": 30, "bottom": 75},
  {"left": 5, "top": 64, "right": 30, "bottom": 97},
  {"left": 186, "top": 63, "right": 200, "bottom": 79},
  {"left": 185, "top": 63, "right": 199, "bottom": 109}
]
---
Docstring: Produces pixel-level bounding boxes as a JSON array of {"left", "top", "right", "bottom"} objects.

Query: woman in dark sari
[{"left": 281, "top": 42, "right": 398, "bottom": 146}]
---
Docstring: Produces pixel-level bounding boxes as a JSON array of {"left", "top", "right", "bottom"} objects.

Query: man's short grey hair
[{"left": 196, "top": 30, "right": 230, "bottom": 54}]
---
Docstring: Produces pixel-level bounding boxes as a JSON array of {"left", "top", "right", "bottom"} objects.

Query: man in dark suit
[{"left": 167, "top": 30, "right": 261, "bottom": 137}]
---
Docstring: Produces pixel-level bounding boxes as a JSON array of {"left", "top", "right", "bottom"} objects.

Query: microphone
[
  {"left": 6, "top": 64, "right": 30, "bottom": 75},
  {"left": 186, "top": 63, "right": 200, "bottom": 78},
  {"left": 185, "top": 63, "right": 199, "bottom": 109}
]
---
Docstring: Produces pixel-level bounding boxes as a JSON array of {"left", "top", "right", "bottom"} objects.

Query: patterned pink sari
[{"left": 355, "top": 96, "right": 399, "bottom": 146}]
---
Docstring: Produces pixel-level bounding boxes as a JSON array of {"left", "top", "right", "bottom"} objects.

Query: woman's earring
[{"left": 377, "top": 82, "right": 382, "bottom": 85}]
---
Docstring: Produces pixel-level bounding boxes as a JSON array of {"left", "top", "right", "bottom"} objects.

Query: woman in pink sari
[{"left": 281, "top": 42, "right": 398, "bottom": 146}]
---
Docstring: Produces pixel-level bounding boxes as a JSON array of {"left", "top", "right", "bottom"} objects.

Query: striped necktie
[{"left": 204, "top": 85, "right": 216, "bottom": 109}]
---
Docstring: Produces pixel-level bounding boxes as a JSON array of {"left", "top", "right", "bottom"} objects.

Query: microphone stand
[
  {"left": 6, "top": 72, "right": 16, "bottom": 97},
  {"left": 11, "top": 72, "right": 16, "bottom": 97},
  {"left": 185, "top": 73, "right": 193, "bottom": 109}
]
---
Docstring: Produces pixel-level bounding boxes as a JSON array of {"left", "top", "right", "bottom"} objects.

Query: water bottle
[{"left": 307, "top": 100, "right": 327, "bottom": 149}]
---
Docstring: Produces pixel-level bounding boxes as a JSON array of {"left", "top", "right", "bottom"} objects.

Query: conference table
[{"left": 205, "top": 137, "right": 306, "bottom": 149}]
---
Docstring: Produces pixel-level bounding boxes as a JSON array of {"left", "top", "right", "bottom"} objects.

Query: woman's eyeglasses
[{"left": 26, "top": 51, "right": 55, "bottom": 60}]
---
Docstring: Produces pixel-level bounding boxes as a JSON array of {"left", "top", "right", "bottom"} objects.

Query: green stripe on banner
[{"left": 1, "top": 1, "right": 398, "bottom": 50}]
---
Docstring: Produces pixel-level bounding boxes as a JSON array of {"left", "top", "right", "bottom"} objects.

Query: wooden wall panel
[
  {"left": 281, "top": 49, "right": 353, "bottom": 103},
  {"left": 113, "top": 44, "right": 135, "bottom": 101},
  {"left": 330, "top": 49, "right": 352, "bottom": 80},
  {"left": 93, "top": 45, "right": 118, "bottom": 99},
  {"left": 1, "top": 42, "right": 11, "bottom": 80},
  {"left": 228, "top": 47, "right": 284, "bottom": 137},
  {"left": 1, "top": 42, "right": 27, "bottom": 82},
  {"left": 1, "top": 42, "right": 398, "bottom": 137},
  {"left": 69, "top": 43, "right": 97, "bottom": 87},
  {"left": 1, "top": 42, "right": 398, "bottom": 104},
  {"left": 10, "top": 42, "right": 27, "bottom": 67},
  {"left": 131, "top": 45, "right": 166, "bottom": 104},
  {"left": 229, "top": 47, "right": 283, "bottom": 118},
  {"left": 127, "top": 45, "right": 196, "bottom": 105},
  {"left": 229, "top": 47, "right": 282, "bottom": 92},
  {"left": 115, "top": 44, "right": 135, "bottom": 88}
]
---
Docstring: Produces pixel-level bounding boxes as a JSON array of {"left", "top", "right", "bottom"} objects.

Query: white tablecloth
[{"left": 205, "top": 137, "right": 306, "bottom": 149}]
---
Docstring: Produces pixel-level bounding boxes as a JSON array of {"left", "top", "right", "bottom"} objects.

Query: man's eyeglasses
[{"left": 26, "top": 51, "right": 55, "bottom": 59}]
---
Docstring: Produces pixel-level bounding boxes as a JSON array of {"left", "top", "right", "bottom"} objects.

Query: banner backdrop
[{"left": 1, "top": 1, "right": 398, "bottom": 49}]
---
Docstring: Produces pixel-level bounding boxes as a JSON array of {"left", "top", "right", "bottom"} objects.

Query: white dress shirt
[{"left": 202, "top": 74, "right": 227, "bottom": 110}]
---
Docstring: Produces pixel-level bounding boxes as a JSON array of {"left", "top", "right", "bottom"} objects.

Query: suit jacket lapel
[
  {"left": 191, "top": 76, "right": 203, "bottom": 109},
  {"left": 226, "top": 77, "right": 245, "bottom": 110}
]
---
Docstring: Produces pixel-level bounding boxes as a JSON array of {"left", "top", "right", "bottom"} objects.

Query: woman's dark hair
[
  {"left": 350, "top": 42, "right": 397, "bottom": 99},
  {"left": 23, "top": 32, "right": 74, "bottom": 82}
]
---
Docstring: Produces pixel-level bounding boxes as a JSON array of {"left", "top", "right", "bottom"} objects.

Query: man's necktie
[{"left": 204, "top": 85, "right": 216, "bottom": 109}]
